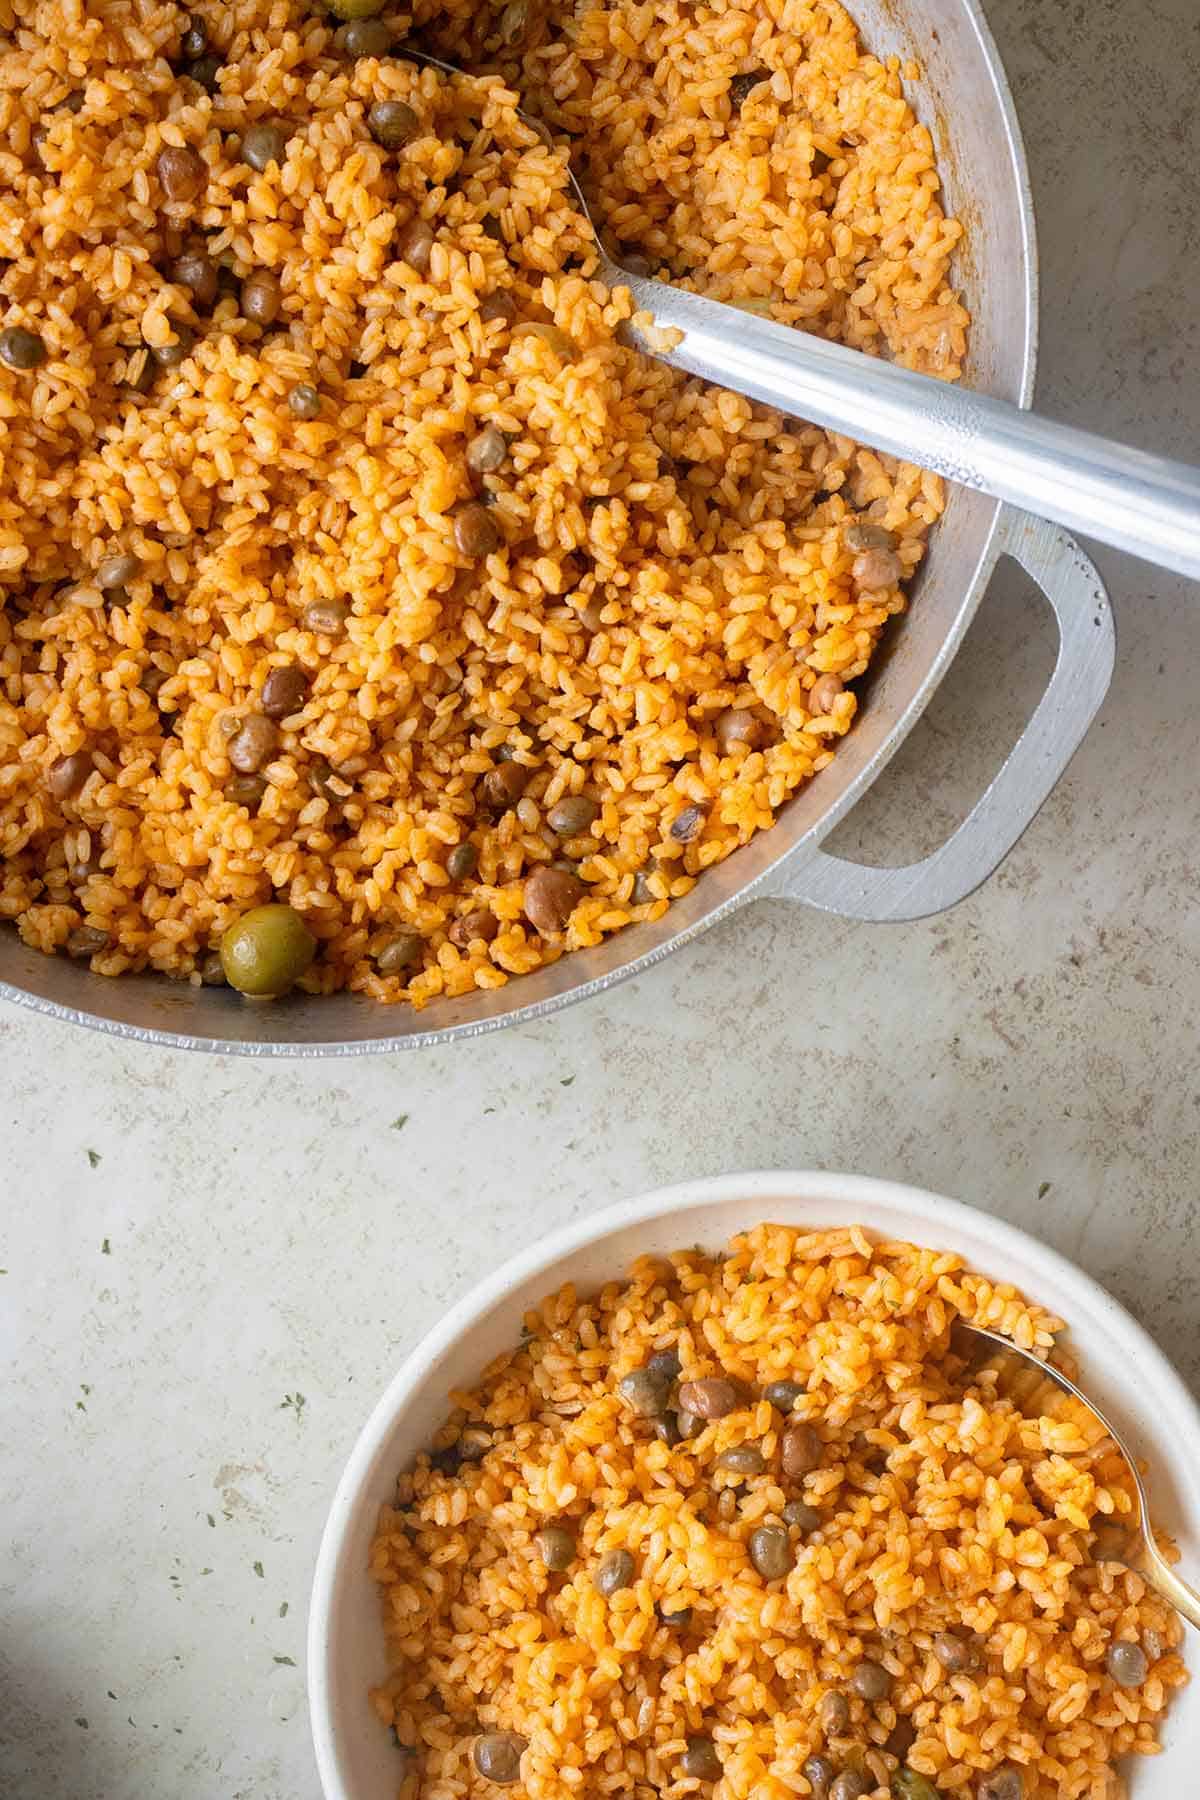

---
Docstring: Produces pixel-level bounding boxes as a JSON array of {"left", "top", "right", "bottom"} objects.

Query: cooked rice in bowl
[
  {"left": 0, "top": 0, "right": 967, "bottom": 1005},
  {"left": 368, "top": 1225, "right": 1188, "bottom": 1799}
]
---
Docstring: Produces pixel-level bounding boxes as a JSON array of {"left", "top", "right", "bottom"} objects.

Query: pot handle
[{"left": 766, "top": 514, "right": 1115, "bottom": 922}]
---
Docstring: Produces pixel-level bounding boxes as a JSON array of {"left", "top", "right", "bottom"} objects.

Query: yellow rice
[
  {"left": 0, "top": 1, "right": 967, "bottom": 1004},
  {"left": 369, "top": 1226, "right": 1187, "bottom": 1799}
]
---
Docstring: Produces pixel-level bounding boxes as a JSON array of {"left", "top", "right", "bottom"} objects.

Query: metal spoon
[
  {"left": 413, "top": 51, "right": 1200, "bottom": 581},
  {"left": 952, "top": 1320, "right": 1200, "bottom": 1631}
]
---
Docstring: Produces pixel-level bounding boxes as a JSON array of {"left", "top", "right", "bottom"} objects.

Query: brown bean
[
  {"left": 261, "top": 664, "right": 308, "bottom": 719},
  {"left": 170, "top": 246, "right": 218, "bottom": 307},
  {"left": 547, "top": 795, "right": 598, "bottom": 837},
  {"left": 96, "top": 553, "right": 141, "bottom": 591},
  {"left": 631, "top": 867, "right": 658, "bottom": 905},
  {"left": 536, "top": 1525, "right": 575, "bottom": 1571},
  {"left": 845, "top": 520, "right": 897, "bottom": 553},
  {"left": 852, "top": 546, "right": 902, "bottom": 590},
  {"left": 226, "top": 773, "right": 267, "bottom": 810},
  {"left": 593, "top": 1549, "right": 635, "bottom": 1595},
  {"left": 781, "top": 1421, "right": 822, "bottom": 1477},
  {"left": 376, "top": 932, "right": 423, "bottom": 975},
  {"left": 850, "top": 1659, "right": 892, "bottom": 1702},
  {"left": 337, "top": 17, "right": 394, "bottom": 55},
  {"left": 156, "top": 144, "right": 206, "bottom": 202},
  {"left": 301, "top": 597, "right": 349, "bottom": 635},
  {"left": 828, "top": 1775, "right": 870, "bottom": 1800},
  {"left": 473, "top": 1733, "right": 526, "bottom": 1785},
  {"left": 748, "top": 1525, "right": 792, "bottom": 1580},
  {"left": 149, "top": 321, "right": 195, "bottom": 368},
  {"left": 466, "top": 425, "right": 508, "bottom": 475},
  {"left": 523, "top": 865, "right": 583, "bottom": 936},
  {"left": 803, "top": 1756, "right": 834, "bottom": 1800},
  {"left": 241, "top": 270, "right": 281, "bottom": 326},
  {"left": 619, "top": 1366, "right": 670, "bottom": 1417},
  {"left": 368, "top": 100, "right": 419, "bottom": 149},
  {"left": 478, "top": 289, "right": 516, "bottom": 325},
  {"left": 308, "top": 757, "right": 350, "bottom": 804},
  {"left": 819, "top": 1691, "right": 849, "bottom": 1736},
  {"left": 764, "top": 1380, "right": 803, "bottom": 1412},
  {"left": 396, "top": 217, "right": 434, "bottom": 272},
  {"left": 448, "top": 908, "right": 498, "bottom": 948},
  {"left": 658, "top": 1599, "right": 692, "bottom": 1625},
  {"left": 457, "top": 1426, "right": 491, "bottom": 1463},
  {"left": 715, "top": 707, "right": 762, "bottom": 754},
  {"left": 65, "top": 925, "right": 110, "bottom": 959},
  {"left": 0, "top": 327, "right": 48, "bottom": 371},
  {"left": 446, "top": 842, "right": 478, "bottom": 881},
  {"left": 717, "top": 1445, "right": 764, "bottom": 1475},
  {"left": 123, "top": 346, "right": 157, "bottom": 394},
  {"left": 807, "top": 673, "right": 844, "bottom": 716},
  {"left": 681, "top": 1737, "right": 722, "bottom": 1782},
  {"left": 669, "top": 804, "right": 707, "bottom": 844},
  {"left": 185, "top": 52, "right": 222, "bottom": 92},
  {"left": 782, "top": 1499, "right": 821, "bottom": 1532},
  {"left": 481, "top": 761, "right": 529, "bottom": 811},
  {"left": 677, "top": 1378, "right": 738, "bottom": 1420},
  {"left": 47, "top": 751, "right": 93, "bottom": 799},
  {"left": 242, "top": 121, "right": 291, "bottom": 173},
  {"left": 454, "top": 503, "right": 501, "bottom": 559},
  {"left": 729, "top": 69, "right": 770, "bottom": 111},
  {"left": 228, "top": 714, "right": 277, "bottom": 773}
]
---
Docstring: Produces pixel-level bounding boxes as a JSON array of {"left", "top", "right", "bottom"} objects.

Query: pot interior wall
[{"left": 0, "top": 0, "right": 1034, "bottom": 1052}]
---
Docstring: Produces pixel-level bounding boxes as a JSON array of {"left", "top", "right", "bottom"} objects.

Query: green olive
[
  {"left": 892, "top": 1770, "right": 943, "bottom": 1800},
  {"left": 219, "top": 904, "right": 316, "bottom": 997}
]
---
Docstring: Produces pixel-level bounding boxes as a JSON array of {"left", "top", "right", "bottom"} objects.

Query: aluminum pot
[{"left": 0, "top": 0, "right": 1115, "bottom": 1055}]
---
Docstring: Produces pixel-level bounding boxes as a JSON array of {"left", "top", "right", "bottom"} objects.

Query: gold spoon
[{"left": 952, "top": 1321, "right": 1200, "bottom": 1631}]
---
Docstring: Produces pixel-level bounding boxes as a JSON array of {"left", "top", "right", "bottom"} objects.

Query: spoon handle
[
  {"left": 619, "top": 275, "right": 1200, "bottom": 582},
  {"left": 1139, "top": 1538, "right": 1200, "bottom": 1632}
]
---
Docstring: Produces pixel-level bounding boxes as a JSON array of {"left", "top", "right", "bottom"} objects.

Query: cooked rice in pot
[
  {"left": 369, "top": 1225, "right": 1188, "bottom": 1800},
  {"left": 0, "top": 1, "right": 967, "bottom": 1004}
]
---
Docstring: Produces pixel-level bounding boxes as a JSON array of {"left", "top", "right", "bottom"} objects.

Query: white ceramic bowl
[{"left": 309, "top": 1171, "right": 1200, "bottom": 1800}]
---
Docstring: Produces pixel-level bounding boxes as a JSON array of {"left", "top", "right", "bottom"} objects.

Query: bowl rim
[{"left": 307, "top": 1168, "right": 1200, "bottom": 1799}]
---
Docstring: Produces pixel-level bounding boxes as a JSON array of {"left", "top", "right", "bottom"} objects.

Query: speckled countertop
[{"left": 2, "top": 2, "right": 1199, "bottom": 1796}]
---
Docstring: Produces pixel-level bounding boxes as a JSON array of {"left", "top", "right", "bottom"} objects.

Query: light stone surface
[{"left": 2, "top": 2, "right": 1198, "bottom": 1795}]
